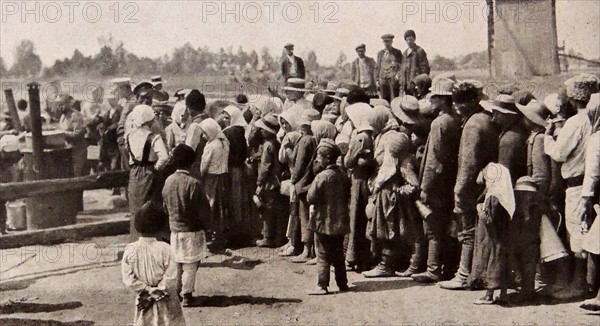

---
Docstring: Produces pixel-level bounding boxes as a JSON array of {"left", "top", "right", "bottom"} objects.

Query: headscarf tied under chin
[
  {"left": 223, "top": 105, "right": 247, "bottom": 130},
  {"left": 199, "top": 118, "right": 227, "bottom": 142},
  {"left": 279, "top": 109, "right": 300, "bottom": 131},
  {"left": 310, "top": 120, "right": 337, "bottom": 143},
  {"left": 130, "top": 105, "right": 155, "bottom": 128},
  {"left": 171, "top": 102, "right": 187, "bottom": 126},
  {"left": 587, "top": 93, "right": 600, "bottom": 133},
  {"left": 367, "top": 105, "right": 391, "bottom": 136}
]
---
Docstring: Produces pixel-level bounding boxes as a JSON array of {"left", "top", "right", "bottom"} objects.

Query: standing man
[
  {"left": 412, "top": 78, "right": 461, "bottom": 283},
  {"left": 351, "top": 44, "right": 377, "bottom": 98},
  {"left": 281, "top": 44, "right": 306, "bottom": 84},
  {"left": 439, "top": 81, "right": 499, "bottom": 290},
  {"left": 402, "top": 30, "right": 430, "bottom": 95},
  {"left": 57, "top": 94, "right": 87, "bottom": 177},
  {"left": 150, "top": 76, "right": 170, "bottom": 101},
  {"left": 376, "top": 34, "right": 403, "bottom": 103}
]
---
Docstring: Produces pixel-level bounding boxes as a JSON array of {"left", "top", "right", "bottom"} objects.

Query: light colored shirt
[
  {"left": 59, "top": 110, "right": 86, "bottom": 148},
  {"left": 121, "top": 237, "right": 177, "bottom": 292},
  {"left": 201, "top": 138, "right": 229, "bottom": 175},
  {"left": 185, "top": 121, "right": 203, "bottom": 151},
  {"left": 582, "top": 131, "right": 600, "bottom": 197},
  {"left": 544, "top": 110, "right": 592, "bottom": 179},
  {"left": 165, "top": 122, "right": 187, "bottom": 151},
  {"left": 288, "top": 55, "right": 297, "bottom": 77},
  {"left": 81, "top": 102, "right": 102, "bottom": 125},
  {"left": 127, "top": 127, "right": 169, "bottom": 170},
  {"left": 358, "top": 58, "right": 370, "bottom": 88}
]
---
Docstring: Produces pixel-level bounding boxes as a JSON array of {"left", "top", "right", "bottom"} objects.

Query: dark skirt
[
  {"left": 204, "top": 173, "right": 230, "bottom": 237},
  {"left": 345, "top": 175, "right": 370, "bottom": 264},
  {"left": 128, "top": 165, "right": 155, "bottom": 241},
  {"left": 468, "top": 196, "right": 510, "bottom": 290}
]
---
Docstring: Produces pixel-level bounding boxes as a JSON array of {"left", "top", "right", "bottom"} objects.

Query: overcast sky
[{"left": 1, "top": 0, "right": 598, "bottom": 67}]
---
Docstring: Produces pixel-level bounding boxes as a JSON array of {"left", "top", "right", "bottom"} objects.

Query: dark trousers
[
  {"left": 424, "top": 208, "right": 455, "bottom": 275},
  {"left": 379, "top": 78, "right": 400, "bottom": 103},
  {"left": 316, "top": 233, "right": 347, "bottom": 289}
]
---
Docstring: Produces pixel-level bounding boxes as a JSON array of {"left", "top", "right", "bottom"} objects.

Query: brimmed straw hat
[
  {"left": 516, "top": 100, "right": 550, "bottom": 127},
  {"left": 255, "top": 114, "right": 280, "bottom": 135},
  {"left": 481, "top": 94, "right": 519, "bottom": 114}
]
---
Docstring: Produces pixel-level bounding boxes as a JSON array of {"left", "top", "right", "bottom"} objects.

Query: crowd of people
[{"left": 1, "top": 31, "right": 599, "bottom": 325}]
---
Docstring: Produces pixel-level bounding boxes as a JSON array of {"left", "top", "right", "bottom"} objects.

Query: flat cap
[{"left": 381, "top": 34, "right": 395, "bottom": 40}]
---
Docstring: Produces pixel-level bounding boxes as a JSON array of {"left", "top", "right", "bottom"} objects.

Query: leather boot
[
  {"left": 412, "top": 240, "right": 441, "bottom": 283},
  {"left": 397, "top": 242, "right": 425, "bottom": 277}
]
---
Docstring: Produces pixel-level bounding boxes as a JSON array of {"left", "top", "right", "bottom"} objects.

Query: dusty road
[{"left": 1, "top": 234, "right": 598, "bottom": 326}]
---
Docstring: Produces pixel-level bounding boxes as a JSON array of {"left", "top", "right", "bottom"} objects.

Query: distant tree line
[{"left": 1, "top": 38, "right": 493, "bottom": 84}]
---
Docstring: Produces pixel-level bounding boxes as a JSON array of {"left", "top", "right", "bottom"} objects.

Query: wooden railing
[{"left": 0, "top": 171, "right": 128, "bottom": 202}]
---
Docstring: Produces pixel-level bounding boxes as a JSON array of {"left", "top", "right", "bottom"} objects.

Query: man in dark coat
[
  {"left": 439, "top": 81, "right": 499, "bottom": 290},
  {"left": 376, "top": 34, "right": 403, "bottom": 103},
  {"left": 281, "top": 44, "right": 306, "bottom": 84},
  {"left": 402, "top": 30, "right": 430, "bottom": 95},
  {"left": 184, "top": 89, "right": 209, "bottom": 181},
  {"left": 488, "top": 95, "right": 529, "bottom": 184},
  {"left": 351, "top": 44, "right": 377, "bottom": 97},
  {"left": 412, "top": 78, "right": 461, "bottom": 283}
]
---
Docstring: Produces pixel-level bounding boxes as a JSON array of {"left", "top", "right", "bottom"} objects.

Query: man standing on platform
[
  {"left": 281, "top": 44, "right": 306, "bottom": 84},
  {"left": 351, "top": 44, "right": 378, "bottom": 98},
  {"left": 376, "top": 34, "right": 403, "bottom": 103},
  {"left": 402, "top": 30, "right": 430, "bottom": 95}
]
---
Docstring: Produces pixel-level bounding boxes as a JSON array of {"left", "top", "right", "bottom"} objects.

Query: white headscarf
[
  {"left": 171, "top": 101, "right": 187, "bottom": 126},
  {"left": 130, "top": 105, "right": 155, "bottom": 128},
  {"left": 223, "top": 105, "right": 247, "bottom": 130}
]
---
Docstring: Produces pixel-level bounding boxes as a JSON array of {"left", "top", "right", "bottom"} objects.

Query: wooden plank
[{"left": 0, "top": 171, "right": 128, "bottom": 201}]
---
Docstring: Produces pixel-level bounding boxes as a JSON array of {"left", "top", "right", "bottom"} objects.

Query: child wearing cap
[
  {"left": 121, "top": 201, "right": 186, "bottom": 325},
  {"left": 162, "top": 144, "right": 210, "bottom": 307},
  {"left": 307, "top": 139, "right": 350, "bottom": 295}
]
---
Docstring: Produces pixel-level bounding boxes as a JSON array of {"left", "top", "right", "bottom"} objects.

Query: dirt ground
[{"left": 1, "top": 234, "right": 599, "bottom": 326}]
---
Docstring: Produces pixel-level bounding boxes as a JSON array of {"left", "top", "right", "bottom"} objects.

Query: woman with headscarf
[
  {"left": 126, "top": 105, "right": 170, "bottom": 241},
  {"left": 278, "top": 108, "right": 303, "bottom": 256},
  {"left": 165, "top": 102, "right": 189, "bottom": 151},
  {"left": 288, "top": 109, "right": 321, "bottom": 262},
  {"left": 217, "top": 105, "right": 250, "bottom": 244},
  {"left": 199, "top": 118, "right": 231, "bottom": 250},
  {"left": 411, "top": 74, "right": 432, "bottom": 100},
  {"left": 363, "top": 106, "right": 416, "bottom": 278},
  {"left": 344, "top": 103, "right": 376, "bottom": 272}
]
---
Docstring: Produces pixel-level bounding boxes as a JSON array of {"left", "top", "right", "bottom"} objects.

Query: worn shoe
[
  {"left": 278, "top": 245, "right": 297, "bottom": 257},
  {"left": 256, "top": 239, "right": 275, "bottom": 248},
  {"left": 439, "top": 275, "right": 468, "bottom": 290},
  {"left": 307, "top": 287, "right": 329, "bottom": 295},
  {"left": 396, "top": 267, "right": 418, "bottom": 278},
  {"left": 580, "top": 298, "right": 600, "bottom": 311},
  {"left": 181, "top": 293, "right": 193, "bottom": 307},
  {"left": 362, "top": 264, "right": 394, "bottom": 278},
  {"left": 291, "top": 253, "right": 312, "bottom": 263},
  {"left": 411, "top": 271, "right": 440, "bottom": 283},
  {"left": 305, "top": 257, "right": 318, "bottom": 265},
  {"left": 338, "top": 285, "right": 350, "bottom": 292}
]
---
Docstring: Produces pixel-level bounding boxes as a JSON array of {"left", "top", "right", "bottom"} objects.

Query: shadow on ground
[
  {"left": 190, "top": 295, "right": 302, "bottom": 307},
  {"left": 0, "top": 301, "right": 82, "bottom": 315},
  {"left": 350, "top": 279, "right": 425, "bottom": 292},
  {"left": 496, "top": 292, "right": 597, "bottom": 308},
  {"left": 0, "top": 318, "right": 93, "bottom": 326},
  {"left": 201, "top": 256, "right": 263, "bottom": 270}
]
